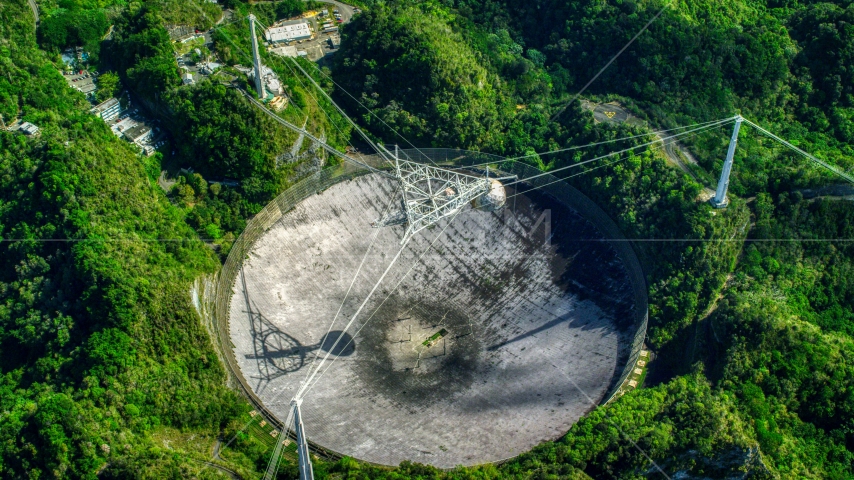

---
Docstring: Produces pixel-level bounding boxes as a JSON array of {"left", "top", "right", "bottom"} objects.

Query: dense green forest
[
  {"left": 0, "top": 0, "right": 254, "bottom": 477},
  {"left": 1, "top": 0, "right": 853, "bottom": 477}
]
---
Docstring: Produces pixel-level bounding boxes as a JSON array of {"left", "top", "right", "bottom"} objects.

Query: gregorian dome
[{"left": 471, "top": 178, "right": 507, "bottom": 211}]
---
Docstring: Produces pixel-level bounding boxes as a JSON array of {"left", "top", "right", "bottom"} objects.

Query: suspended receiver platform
[{"left": 373, "top": 147, "right": 514, "bottom": 243}]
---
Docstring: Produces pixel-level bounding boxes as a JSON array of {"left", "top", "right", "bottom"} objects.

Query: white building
[
  {"left": 200, "top": 62, "right": 222, "bottom": 75},
  {"left": 92, "top": 97, "right": 122, "bottom": 121},
  {"left": 19, "top": 122, "right": 39, "bottom": 136},
  {"left": 265, "top": 20, "right": 311, "bottom": 43},
  {"left": 183, "top": 73, "right": 195, "bottom": 85}
]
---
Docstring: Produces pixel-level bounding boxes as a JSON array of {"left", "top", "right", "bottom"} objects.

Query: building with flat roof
[
  {"left": 92, "top": 98, "right": 122, "bottom": 121},
  {"left": 19, "top": 122, "right": 39, "bottom": 136},
  {"left": 123, "top": 124, "right": 152, "bottom": 144},
  {"left": 265, "top": 20, "right": 311, "bottom": 43},
  {"left": 183, "top": 73, "right": 195, "bottom": 85}
]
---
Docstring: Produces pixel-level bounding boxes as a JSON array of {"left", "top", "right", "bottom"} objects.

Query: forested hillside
[
  {"left": 1, "top": 0, "right": 852, "bottom": 477},
  {"left": 0, "top": 0, "right": 251, "bottom": 477}
]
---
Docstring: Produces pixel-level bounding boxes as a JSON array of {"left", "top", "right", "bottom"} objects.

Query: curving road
[
  {"left": 582, "top": 99, "right": 715, "bottom": 197},
  {"left": 28, "top": 0, "right": 39, "bottom": 25},
  {"left": 310, "top": 0, "right": 355, "bottom": 22}
]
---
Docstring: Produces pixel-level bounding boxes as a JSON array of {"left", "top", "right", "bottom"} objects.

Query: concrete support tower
[
  {"left": 248, "top": 14, "right": 265, "bottom": 99},
  {"left": 293, "top": 400, "right": 314, "bottom": 480},
  {"left": 710, "top": 115, "right": 743, "bottom": 208},
  {"left": 262, "top": 399, "right": 314, "bottom": 480}
]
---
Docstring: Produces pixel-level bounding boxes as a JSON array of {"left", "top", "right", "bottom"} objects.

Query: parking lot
[
  {"left": 64, "top": 70, "right": 98, "bottom": 96},
  {"left": 283, "top": 33, "right": 340, "bottom": 62}
]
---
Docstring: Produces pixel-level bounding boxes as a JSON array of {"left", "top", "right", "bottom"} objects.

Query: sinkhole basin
[{"left": 227, "top": 162, "right": 646, "bottom": 469}]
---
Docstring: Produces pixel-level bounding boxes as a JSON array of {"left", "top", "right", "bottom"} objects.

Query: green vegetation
[
  {"left": 333, "top": 6, "right": 508, "bottom": 148},
  {"left": 156, "top": 0, "right": 222, "bottom": 31},
  {"left": 164, "top": 81, "right": 297, "bottom": 256},
  {"left": 0, "top": 1, "right": 249, "bottom": 476},
  {"left": 422, "top": 328, "right": 447, "bottom": 346},
  {"left": 37, "top": 4, "right": 111, "bottom": 63},
  {"left": 246, "top": 0, "right": 325, "bottom": 26},
  {"left": 1, "top": 0, "right": 853, "bottom": 477},
  {"left": 107, "top": 4, "right": 181, "bottom": 102},
  {"left": 95, "top": 71, "right": 120, "bottom": 102}
]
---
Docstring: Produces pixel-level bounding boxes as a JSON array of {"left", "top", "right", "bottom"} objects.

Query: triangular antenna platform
[{"left": 374, "top": 146, "right": 512, "bottom": 244}]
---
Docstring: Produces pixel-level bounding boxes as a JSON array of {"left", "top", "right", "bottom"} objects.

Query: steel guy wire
[
  {"left": 217, "top": 183, "right": 403, "bottom": 456},
  {"left": 287, "top": 56, "right": 392, "bottom": 164},
  {"left": 461, "top": 116, "right": 735, "bottom": 170},
  {"left": 270, "top": 49, "right": 366, "bottom": 165},
  {"left": 504, "top": 118, "right": 734, "bottom": 188},
  {"left": 503, "top": 120, "right": 733, "bottom": 201},
  {"left": 297, "top": 183, "right": 402, "bottom": 389},
  {"left": 551, "top": 0, "right": 674, "bottom": 121},
  {"left": 466, "top": 116, "right": 735, "bottom": 168},
  {"left": 293, "top": 232, "right": 411, "bottom": 401},
  {"left": 742, "top": 118, "right": 854, "bottom": 184},
  {"left": 305, "top": 61, "right": 442, "bottom": 168},
  {"left": 552, "top": 367, "right": 672, "bottom": 479}
]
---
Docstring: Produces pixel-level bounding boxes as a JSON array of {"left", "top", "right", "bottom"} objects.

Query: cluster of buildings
[
  {"left": 235, "top": 64, "right": 289, "bottom": 110},
  {"left": 91, "top": 97, "right": 162, "bottom": 155}
]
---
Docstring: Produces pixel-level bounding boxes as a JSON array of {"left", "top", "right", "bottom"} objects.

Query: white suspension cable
[
  {"left": 232, "top": 18, "right": 385, "bottom": 174},
  {"left": 263, "top": 403, "right": 296, "bottom": 480},
  {"left": 288, "top": 57, "right": 392, "bottom": 163},
  {"left": 217, "top": 182, "right": 402, "bottom": 456},
  {"left": 504, "top": 121, "right": 731, "bottom": 200},
  {"left": 244, "top": 91, "right": 392, "bottom": 176},
  {"left": 304, "top": 61, "right": 441, "bottom": 167},
  {"left": 297, "top": 185, "right": 401, "bottom": 388},
  {"left": 742, "top": 118, "right": 854, "bottom": 184},
  {"left": 505, "top": 118, "right": 734, "bottom": 187},
  {"left": 463, "top": 116, "right": 736, "bottom": 169},
  {"left": 273, "top": 54, "right": 369, "bottom": 167},
  {"left": 294, "top": 234, "right": 412, "bottom": 401}
]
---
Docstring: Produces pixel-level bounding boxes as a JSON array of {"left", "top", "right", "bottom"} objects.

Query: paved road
[
  {"left": 592, "top": 103, "right": 628, "bottom": 124},
  {"left": 28, "top": 0, "right": 39, "bottom": 24},
  {"left": 795, "top": 184, "right": 854, "bottom": 200},
  {"left": 196, "top": 460, "right": 243, "bottom": 479},
  {"left": 310, "top": 0, "right": 355, "bottom": 23}
]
